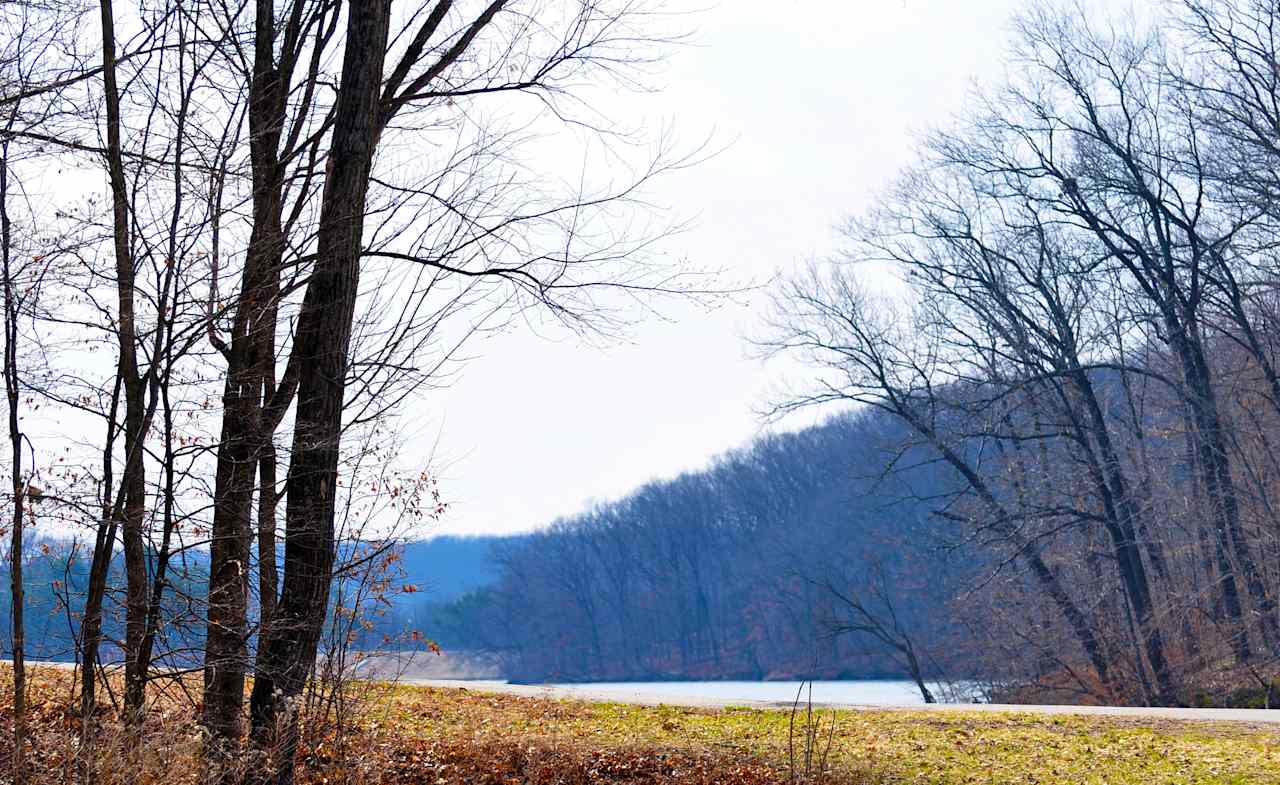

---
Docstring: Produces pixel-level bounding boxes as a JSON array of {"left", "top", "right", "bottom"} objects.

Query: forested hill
[
  {"left": 418, "top": 409, "right": 970, "bottom": 684},
  {"left": 397, "top": 535, "right": 530, "bottom": 601},
  {"left": 0, "top": 418, "right": 964, "bottom": 682}
]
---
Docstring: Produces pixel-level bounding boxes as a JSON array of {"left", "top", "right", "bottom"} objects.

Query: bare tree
[
  {"left": 1, "top": 92, "right": 26, "bottom": 785},
  {"left": 762, "top": 268, "right": 1118, "bottom": 700},
  {"left": 988, "top": 5, "right": 1274, "bottom": 658},
  {"left": 818, "top": 559, "right": 936, "bottom": 704},
  {"left": 0, "top": 2, "right": 93, "bottom": 777},
  {"left": 188, "top": 0, "right": 703, "bottom": 779},
  {"left": 756, "top": 0, "right": 1280, "bottom": 705}
]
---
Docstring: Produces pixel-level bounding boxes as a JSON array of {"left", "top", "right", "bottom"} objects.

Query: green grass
[{"left": 373, "top": 684, "right": 1280, "bottom": 784}]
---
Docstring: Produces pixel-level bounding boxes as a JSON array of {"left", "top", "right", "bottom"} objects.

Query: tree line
[
  {"left": 0, "top": 1, "right": 696, "bottom": 783},
  {"left": 764, "top": 0, "right": 1280, "bottom": 706},
  {"left": 423, "top": 411, "right": 965, "bottom": 697}
]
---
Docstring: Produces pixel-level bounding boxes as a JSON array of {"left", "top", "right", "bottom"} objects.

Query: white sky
[{"left": 425, "top": 0, "right": 1046, "bottom": 536}]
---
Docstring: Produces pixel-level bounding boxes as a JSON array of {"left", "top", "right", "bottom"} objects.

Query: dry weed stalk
[{"left": 787, "top": 682, "right": 836, "bottom": 785}]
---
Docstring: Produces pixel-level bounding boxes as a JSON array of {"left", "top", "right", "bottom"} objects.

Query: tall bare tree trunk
[
  {"left": 79, "top": 0, "right": 140, "bottom": 775},
  {"left": 1170, "top": 319, "right": 1267, "bottom": 659},
  {"left": 201, "top": 331, "right": 262, "bottom": 770},
  {"left": 1065, "top": 368, "right": 1178, "bottom": 704},
  {"left": 258, "top": 436, "right": 279, "bottom": 625},
  {"left": 95, "top": 0, "right": 149, "bottom": 729},
  {"left": 2, "top": 132, "right": 27, "bottom": 785},
  {"left": 200, "top": 0, "right": 291, "bottom": 767},
  {"left": 247, "top": 1, "right": 390, "bottom": 780}
]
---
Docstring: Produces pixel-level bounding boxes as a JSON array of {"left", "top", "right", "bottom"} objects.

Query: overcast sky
[{"left": 423, "top": 0, "right": 1063, "bottom": 537}]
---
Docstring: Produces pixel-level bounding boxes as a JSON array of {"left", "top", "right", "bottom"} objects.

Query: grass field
[
  {"left": 375, "top": 684, "right": 1280, "bottom": 784},
  {"left": 4, "top": 666, "right": 1280, "bottom": 783}
]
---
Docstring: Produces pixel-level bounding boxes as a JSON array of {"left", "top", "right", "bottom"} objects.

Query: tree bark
[
  {"left": 82, "top": 0, "right": 150, "bottom": 766},
  {"left": 200, "top": 0, "right": 291, "bottom": 766},
  {"left": 247, "top": 0, "right": 390, "bottom": 780},
  {"left": 2, "top": 132, "right": 27, "bottom": 785},
  {"left": 1053, "top": 362, "right": 1179, "bottom": 704}
]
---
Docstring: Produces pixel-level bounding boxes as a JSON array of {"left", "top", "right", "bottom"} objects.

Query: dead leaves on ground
[
  {"left": 0, "top": 667, "right": 838, "bottom": 784},
  {"left": 374, "top": 737, "right": 790, "bottom": 785}
]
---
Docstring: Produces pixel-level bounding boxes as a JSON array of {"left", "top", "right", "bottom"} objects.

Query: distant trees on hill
[{"left": 424, "top": 412, "right": 968, "bottom": 690}]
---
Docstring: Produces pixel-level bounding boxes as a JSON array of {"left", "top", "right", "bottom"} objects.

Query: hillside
[
  {"left": 397, "top": 535, "right": 529, "bottom": 602},
  {"left": 415, "top": 409, "right": 970, "bottom": 684}
]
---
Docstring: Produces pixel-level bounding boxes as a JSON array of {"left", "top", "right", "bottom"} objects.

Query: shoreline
[
  {"left": 404, "top": 677, "right": 1280, "bottom": 725},
  {"left": 13, "top": 660, "right": 1280, "bottom": 725}
]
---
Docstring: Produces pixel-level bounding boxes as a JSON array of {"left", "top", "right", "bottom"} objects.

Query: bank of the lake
[
  {"left": 380, "top": 682, "right": 1280, "bottom": 784},
  {"left": 541, "top": 679, "right": 942, "bottom": 705}
]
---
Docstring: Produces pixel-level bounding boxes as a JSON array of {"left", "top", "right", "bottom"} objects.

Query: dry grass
[
  {"left": 3, "top": 665, "right": 1280, "bottom": 783},
  {"left": 373, "top": 684, "right": 1280, "bottom": 784},
  {"left": 0, "top": 666, "right": 800, "bottom": 784}
]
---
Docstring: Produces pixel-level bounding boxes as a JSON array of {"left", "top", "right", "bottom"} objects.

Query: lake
[{"left": 543, "top": 680, "right": 944, "bottom": 705}]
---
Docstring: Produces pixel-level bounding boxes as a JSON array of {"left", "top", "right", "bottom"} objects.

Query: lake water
[{"left": 544, "top": 680, "right": 943, "bottom": 705}]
